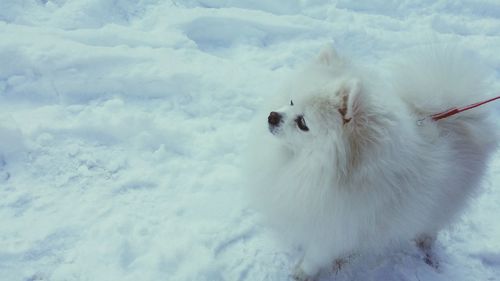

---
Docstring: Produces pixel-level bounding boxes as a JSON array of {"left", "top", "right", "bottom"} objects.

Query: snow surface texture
[{"left": 0, "top": 1, "right": 499, "bottom": 281}]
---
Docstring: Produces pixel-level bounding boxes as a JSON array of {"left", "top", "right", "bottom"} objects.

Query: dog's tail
[{"left": 390, "top": 45, "right": 495, "bottom": 118}]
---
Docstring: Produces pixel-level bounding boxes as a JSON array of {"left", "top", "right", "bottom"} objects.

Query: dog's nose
[{"left": 268, "top": 111, "right": 282, "bottom": 126}]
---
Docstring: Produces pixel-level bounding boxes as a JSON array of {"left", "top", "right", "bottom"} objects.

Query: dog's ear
[
  {"left": 338, "top": 79, "right": 363, "bottom": 125},
  {"left": 317, "top": 46, "right": 340, "bottom": 66}
]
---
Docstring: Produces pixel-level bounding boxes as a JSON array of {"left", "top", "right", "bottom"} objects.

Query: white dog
[{"left": 247, "top": 46, "right": 498, "bottom": 280}]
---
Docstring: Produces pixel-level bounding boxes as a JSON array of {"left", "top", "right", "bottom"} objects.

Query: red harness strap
[{"left": 430, "top": 96, "right": 500, "bottom": 121}]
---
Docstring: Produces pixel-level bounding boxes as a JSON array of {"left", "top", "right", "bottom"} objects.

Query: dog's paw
[
  {"left": 332, "top": 254, "right": 357, "bottom": 274},
  {"left": 332, "top": 257, "right": 348, "bottom": 274},
  {"left": 415, "top": 234, "right": 439, "bottom": 269},
  {"left": 291, "top": 269, "right": 314, "bottom": 281},
  {"left": 423, "top": 253, "right": 439, "bottom": 269},
  {"left": 292, "top": 264, "right": 316, "bottom": 281}
]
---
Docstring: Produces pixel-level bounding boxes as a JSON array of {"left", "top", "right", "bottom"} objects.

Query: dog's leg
[{"left": 415, "top": 234, "right": 438, "bottom": 269}]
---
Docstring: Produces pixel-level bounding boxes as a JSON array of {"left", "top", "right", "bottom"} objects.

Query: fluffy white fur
[{"left": 247, "top": 46, "right": 498, "bottom": 280}]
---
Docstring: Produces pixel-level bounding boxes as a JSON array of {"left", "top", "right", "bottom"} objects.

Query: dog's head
[{"left": 267, "top": 47, "right": 366, "bottom": 151}]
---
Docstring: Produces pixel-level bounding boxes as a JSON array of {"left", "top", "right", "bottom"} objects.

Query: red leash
[{"left": 430, "top": 96, "right": 500, "bottom": 121}]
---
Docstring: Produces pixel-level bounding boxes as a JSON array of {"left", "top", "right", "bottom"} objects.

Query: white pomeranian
[{"left": 247, "top": 46, "right": 498, "bottom": 280}]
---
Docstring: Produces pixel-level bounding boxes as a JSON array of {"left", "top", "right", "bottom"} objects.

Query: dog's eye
[
  {"left": 290, "top": 100, "right": 294, "bottom": 106},
  {"left": 295, "top": 115, "right": 309, "bottom": 131}
]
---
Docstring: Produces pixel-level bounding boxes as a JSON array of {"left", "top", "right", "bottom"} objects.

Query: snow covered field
[{"left": 0, "top": 1, "right": 499, "bottom": 280}]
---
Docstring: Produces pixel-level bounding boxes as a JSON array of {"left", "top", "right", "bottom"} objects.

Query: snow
[{"left": 0, "top": 1, "right": 499, "bottom": 280}]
